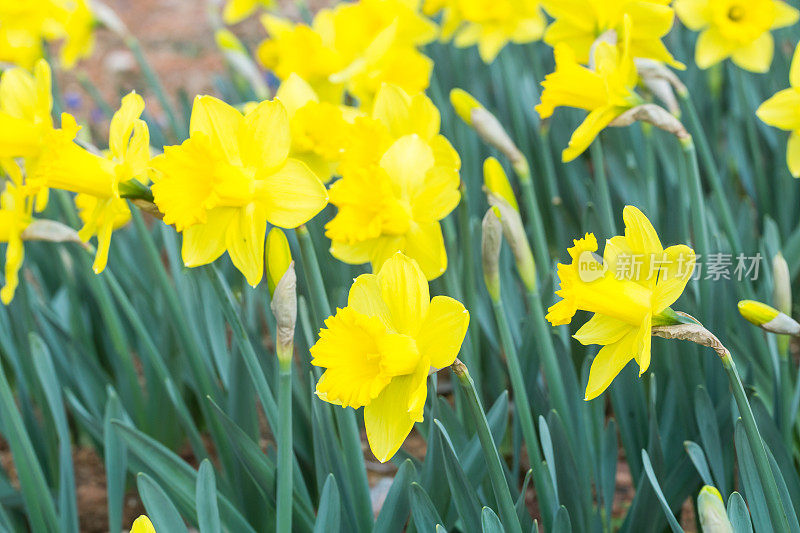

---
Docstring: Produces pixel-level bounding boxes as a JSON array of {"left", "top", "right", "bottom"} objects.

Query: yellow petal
[
  {"left": 788, "top": 131, "right": 800, "bottom": 178},
  {"left": 416, "top": 295, "right": 469, "bottom": 369},
  {"left": 790, "top": 43, "right": 800, "bottom": 88},
  {"left": 695, "top": 28, "right": 735, "bottom": 70},
  {"left": 731, "top": 33, "right": 773, "bottom": 73},
  {"left": 181, "top": 207, "right": 237, "bottom": 267},
  {"left": 348, "top": 273, "right": 393, "bottom": 328},
  {"left": 275, "top": 73, "right": 318, "bottom": 116},
  {"left": 240, "top": 99, "right": 291, "bottom": 171},
  {"left": 412, "top": 166, "right": 460, "bottom": 223},
  {"left": 674, "top": 0, "right": 710, "bottom": 31},
  {"left": 756, "top": 89, "right": 800, "bottom": 131},
  {"left": 402, "top": 222, "right": 448, "bottom": 280},
  {"left": 367, "top": 235, "right": 407, "bottom": 273},
  {"left": 372, "top": 84, "right": 412, "bottom": 138},
  {"left": 226, "top": 204, "right": 268, "bottom": 287},
  {"left": 584, "top": 329, "right": 638, "bottom": 401},
  {"left": 407, "top": 92, "right": 441, "bottom": 141},
  {"left": 329, "top": 239, "right": 372, "bottom": 264},
  {"left": 652, "top": 244, "right": 696, "bottom": 312},
  {"left": 483, "top": 157, "right": 518, "bottom": 210},
  {"left": 573, "top": 314, "right": 631, "bottom": 346},
  {"left": 259, "top": 159, "right": 328, "bottom": 228},
  {"left": 633, "top": 315, "right": 652, "bottom": 374},
  {"left": 190, "top": 95, "right": 243, "bottom": 165},
  {"left": 364, "top": 358, "right": 429, "bottom": 462},
  {"left": 109, "top": 92, "right": 145, "bottom": 160},
  {"left": 223, "top": 0, "right": 259, "bottom": 24},
  {"left": 380, "top": 135, "right": 435, "bottom": 196},
  {"left": 562, "top": 106, "right": 623, "bottom": 162},
  {"left": 377, "top": 252, "right": 430, "bottom": 336},
  {"left": 622, "top": 205, "right": 662, "bottom": 256},
  {"left": 771, "top": 0, "right": 800, "bottom": 29},
  {"left": 477, "top": 30, "right": 509, "bottom": 63}
]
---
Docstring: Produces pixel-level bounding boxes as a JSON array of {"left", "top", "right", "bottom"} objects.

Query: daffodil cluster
[
  {"left": 0, "top": 0, "right": 95, "bottom": 69},
  {"left": 325, "top": 84, "right": 461, "bottom": 280},
  {"left": 312, "top": 252, "right": 469, "bottom": 462},
  {"left": 547, "top": 206, "right": 695, "bottom": 400},
  {"left": 423, "top": 0, "right": 546, "bottom": 63},
  {"left": 257, "top": 0, "right": 437, "bottom": 105}
]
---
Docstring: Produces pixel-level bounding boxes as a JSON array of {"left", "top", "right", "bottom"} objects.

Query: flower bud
[
  {"left": 483, "top": 157, "right": 518, "bottom": 211},
  {"left": 697, "top": 486, "right": 733, "bottom": 533},
  {"left": 266, "top": 228, "right": 292, "bottom": 297},
  {"left": 93, "top": 1, "right": 129, "bottom": 37},
  {"left": 772, "top": 253, "right": 791, "bottom": 316},
  {"left": 450, "top": 89, "right": 525, "bottom": 168},
  {"left": 738, "top": 299, "right": 800, "bottom": 336},
  {"left": 635, "top": 58, "right": 686, "bottom": 116},
  {"left": 270, "top": 262, "right": 297, "bottom": 367},
  {"left": 609, "top": 104, "right": 689, "bottom": 141},
  {"left": 486, "top": 194, "right": 536, "bottom": 293},
  {"left": 481, "top": 207, "right": 502, "bottom": 302}
]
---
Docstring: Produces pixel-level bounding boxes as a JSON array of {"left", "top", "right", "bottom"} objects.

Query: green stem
[
  {"left": 457, "top": 185, "right": 481, "bottom": 394},
  {"left": 590, "top": 140, "right": 616, "bottom": 236},
  {"left": 516, "top": 161, "right": 550, "bottom": 281},
  {"left": 679, "top": 92, "right": 741, "bottom": 251},
  {"left": 733, "top": 66, "right": 768, "bottom": 217},
  {"left": 277, "top": 356, "right": 293, "bottom": 533},
  {"left": 681, "top": 138, "right": 711, "bottom": 318},
  {"left": 721, "top": 351, "right": 790, "bottom": 533},
  {"left": 453, "top": 360, "right": 523, "bottom": 533},
  {"left": 295, "top": 225, "right": 373, "bottom": 531},
  {"left": 642, "top": 125, "right": 658, "bottom": 218}
]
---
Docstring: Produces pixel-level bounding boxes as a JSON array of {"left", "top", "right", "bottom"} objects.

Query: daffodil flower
[
  {"left": 151, "top": 96, "right": 328, "bottom": 287},
  {"left": 536, "top": 17, "right": 641, "bottom": 161},
  {"left": 32, "top": 92, "right": 150, "bottom": 274},
  {"left": 326, "top": 84, "right": 461, "bottom": 280},
  {"left": 547, "top": 206, "right": 695, "bottom": 400},
  {"left": 312, "top": 252, "right": 469, "bottom": 462},
  {"left": 541, "top": 0, "right": 684, "bottom": 68},
  {"left": 223, "top": 0, "right": 273, "bottom": 25},
  {"left": 275, "top": 74, "right": 359, "bottom": 183},
  {"left": 675, "top": 0, "right": 799, "bottom": 72},
  {"left": 756, "top": 43, "right": 800, "bottom": 177}
]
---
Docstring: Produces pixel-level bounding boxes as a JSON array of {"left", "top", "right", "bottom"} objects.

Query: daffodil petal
[
  {"left": 788, "top": 131, "right": 800, "bottom": 178},
  {"left": 623, "top": 205, "right": 662, "bottom": 256},
  {"left": 189, "top": 96, "right": 243, "bottom": 165},
  {"left": 401, "top": 222, "right": 448, "bottom": 280},
  {"left": 731, "top": 32, "right": 773, "bottom": 73},
  {"left": 574, "top": 314, "right": 632, "bottom": 346},
  {"left": 225, "top": 204, "right": 267, "bottom": 287},
  {"left": 756, "top": 89, "right": 800, "bottom": 131},
  {"left": 652, "top": 244, "right": 696, "bottom": 312},
  {"left": 348, "top": 273, "right": 393, "bottom": 328},
  {"left": 695, "top": 27, "right": 735, "bottom": 69},
  {"left": 109, "top": 92, "right": 145, "bottom": 160},
  {"left": 260, "top": 159, "right": 328, "bottom": 228},
  {"left": 416, "top": 295, "right": 469, "bottom": 369},
  {"left": 241, "top": 99, "right": 291, "bottom": 171},
  {"left": 377, "top": 251, "right": 430, "bottom": 336},
  {"left": 584, "top": 330, "right": 638, "bottom": 401}
]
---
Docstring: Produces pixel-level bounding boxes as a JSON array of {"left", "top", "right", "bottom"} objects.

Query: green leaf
[
  {"left": 196, "top": 460, "right": 221, "bottom": 533},
  {"left": 138, "top": 473, "right": 189, "bottom": 533},
  {"left": 103, "top": 388, "right": 130, "bottom": 533},
  {"left": 434, "top": 420, "right": 482, "bottom": 533},
  {"left": 694, "top": 387, "right": 727, "bottom": 495},
  {"left": 374, "top": 459, "right": 417, "bottom": 533},
  {"left": 727, "top": 492, "right": 754, "bottom": 533},
  {"left": 734, "top": 421, "right": 770, "bottom": 530},
  {"left": 409, "top": 482, "right": 445, "bottom": 531},
  {"left": 314, "top": 475, "right": 341, "bottom": 533},
  {"left": 683, "top": 441, "right": 714, "bottom": 486},
  {"left": 641, "top": 450, "right": 684, "bottom": 533},
  {"left": 552, "top": 506, "right": 572, "bottom": 533},
  {"left": 481, "top": 507, "right": 505, "bottom": 533}
]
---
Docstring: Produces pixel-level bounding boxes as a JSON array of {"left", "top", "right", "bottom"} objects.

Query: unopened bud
[
  {"left": 609, "top": 104, "right": 689, "bottom": 140},
  {"left": 635, "top": 59, "right": 686, "bottom": 116},
  {"left": 487, "top": 194, "right": 536, "bottom": 293},
  {"left": 270, "top": 262, "right": 297, "bottom": 366},
  {"left": 697, "top": 486, "right": 733, "bottom": 533},
  {"left": 481, "top": 207, "right": 502, "bottom": 302},
  {"left": 483, "top": 157, "right": 518, "bottom": 211},
  {"left": 772, "top": 253, "right": 791, "bottom": 316},
  {"left": 21, "top": 219, "right": 83, "bottom": 245},
  {"left": 266, "top": 228, "right": 292, "bottom": 297},
  {"left": 738, "top": 300, "right": 800, "bottom": 336},
  {"left": 92, "top": 1, "right": 129, "bottom": 37},
  {"left": 449, "top": 89, "right": 525, "bottom": 168}
]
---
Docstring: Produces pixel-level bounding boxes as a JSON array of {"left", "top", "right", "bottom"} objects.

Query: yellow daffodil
[
  {"left": 151, "top": 96, "right": 328, "bottom": 287},
  {"left": 756, "top": 43, "right": 800, "bottom": 177},
  {"left": 33, "top": 92, "right": 149, "bottom": 274},
  {"left": 130, "top": 515, "right": 156, "bottom": 533},
  {"left": 547, "top": 206, "right": 695, "bottom": 400},
  {"left": 223, "top": 0, "right": 272, "bottom": 25},
  {"left": 275, "top": 74, "right": 358, "bottom": 183},
  {"left": 536, "top": 17, "right": 641, "bottom": 161},
  {"left": 0, "top": 0, "right": 95, "bottom": 69},
  {"left": 312, "top": 252, "right": 469, "bottom": 462},
  {"left": 675, "top": 0, "right": 799, "bottom": 72},
  {"left": 541, "top": 0, "right": 683, "bottom": 68},
  {"left": 257, "top": 13, "right": 347, "bottom": 104},
  {"left": 440, "top": 0, "right": 547, "bottom": 63},
  {"left": 326, "top": 84, "right": 461, "bottom": 280},
  {"left": 0, "top": 182, "right": 33, "bottom": 305}
]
